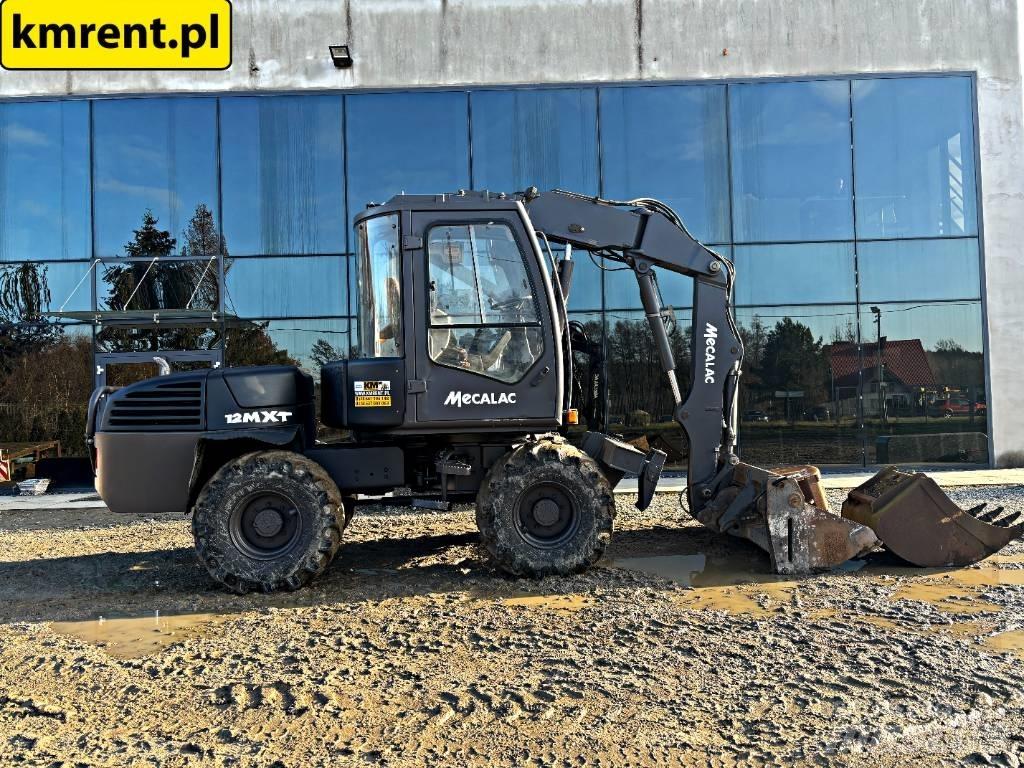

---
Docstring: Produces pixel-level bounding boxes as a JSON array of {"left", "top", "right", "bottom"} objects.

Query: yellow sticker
[
  {"left": 0, "top": 0, "right": 232, "bottom": 71},
  {"left": 354, "top": 395, "right": 392, "bottom": 408},
  {"left": 354, "top": 380, "right": 392, "bottom": 408}
]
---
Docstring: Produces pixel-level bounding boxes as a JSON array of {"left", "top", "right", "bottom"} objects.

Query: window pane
[
  {"left": 224, "top": 256, "right": 346, "bottom": 317},
  {"left": 733, "top": 243, "right": 855, "bottom": 306},
  {"left": 730, "top": 81, "right": 854, "bottom": 242},
  {"left": 221, "top": 96, "right": 346, "bottom": 256},
  {"left": 858, "top": 238, "right": 980, "bottom": 303},
  {"left": 471, "top": 89, "right": 598, "bottom": 193},
  {"left": 736, "top": 306, "right": 861, "bottom": 465},
  {"left": 0, "top": 332, "right": 93, "bottom": 457},
  {"left": 96, "top": 257, "right": 220, "bottom": 312},
  {"left": 736, "top": 305, "right": 859, "bottom": 351},
  {"left": 427, "top": 223, "right": 538, "bottom": 325},
  {"left": 563, "top": 247, "right": 602, "bottom": 312},
  {"left": 1, "top": 261, "right": 93, "bottom": 315},
  {"left": 858, "top": 301, "right": 983, "bottom": 354},
  {"left": 0, "top": 101, "right": 90, "bottom": 262},
  {"left": 427, "top": 222, "right": 544, "bottom": 384},
  {"left": 853, "top": 77, "right": 977, "bottom": 239},
  {"left": 601, "top": 85, "right": 729, "bottom": 243},
  {"left": 227, "top": 318, "right": 351, "bottom": 376},
  {"left": 347, "top": 92, "right": 469, "bottom": 221},
  {"left": 856, "top": 301, "right": 986, "bottom": 461},
  {"left": 606, "top": 309, "right": 691, "bottom": 464},
  {"left": 355, "top": 214, "right": 401, "bottom": 358},
  {"left": 94, "top": 98, "right": 218, "bottom": 257}
]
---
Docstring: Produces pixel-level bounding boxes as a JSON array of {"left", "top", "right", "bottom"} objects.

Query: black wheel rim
[
  {"left": 229, "top": 491, "right": 303, "bottom": 560},
  {"left": 515, "top": 482, "right": 581, "bottom": 549}
]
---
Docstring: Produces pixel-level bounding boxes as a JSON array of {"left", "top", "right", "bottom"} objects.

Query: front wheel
[
  {"left": 192, "top": 451, "right": 344, "bottom": 594},
  {"left": 476, "top": 437, "right": 615, "bottom": 577}
]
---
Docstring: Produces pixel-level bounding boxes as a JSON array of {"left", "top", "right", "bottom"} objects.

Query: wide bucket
[
  {"left": 700, "top": 463, "right": 880, "bottom": 574},
  {"left": 841, "top": 467, "right": 1023, "bottom": 567}
]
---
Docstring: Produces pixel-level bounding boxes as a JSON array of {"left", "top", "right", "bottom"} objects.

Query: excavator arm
[
  {"left": 524, "top": 189, "right": 743, "bottom": 512},
  {"left": 522, "top": 188, "right": 1022, "bottom": 573}
]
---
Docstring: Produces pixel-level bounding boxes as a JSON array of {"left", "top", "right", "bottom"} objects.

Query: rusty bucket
[{"left": 841, "top": 467, "right": 1023, "bottom": 567}]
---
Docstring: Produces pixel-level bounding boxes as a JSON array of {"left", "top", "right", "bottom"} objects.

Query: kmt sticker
[{"left": 354, "top": 380, "right": 392, "bottom": 408}]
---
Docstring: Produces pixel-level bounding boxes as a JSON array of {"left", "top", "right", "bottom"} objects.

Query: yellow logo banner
[{"left": 1, "top": 0, "right": 232, "bottom": 70}]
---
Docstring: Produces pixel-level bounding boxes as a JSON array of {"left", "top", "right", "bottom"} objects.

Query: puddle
[
  {"left": 613, "top": 554, "right": 709, "bottom": 587},
  {"left": 945, "top": 567, "right": 1024, "bottom": 588},
  {"left": 611, "top": 549, "right": 1024, "bottom": 619},
  {"left": 989, "top": 552, "right": 1024, "bottom": 566},
  {"left": 887, "top": 564, "right": 1024, "bottom": 615},
  {"left": 51, "top": 612, "right": 227, "bottom": 659},
  {"left": 503, "top": 594, "right": 594, "bottom": 611},
  {"left": 984, "top": 630, "right": 1024, "bottom": 659},
  {"left": 612, "top": 553, "right": 798, "bottom": 616}
]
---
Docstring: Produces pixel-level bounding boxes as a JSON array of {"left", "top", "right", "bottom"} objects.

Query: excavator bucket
[
  {"left": 700, "top": 464, "right": 880, "bottom": 574},
  {"left": 841, "top": 467, "right": 1024, "bottom": 567}
]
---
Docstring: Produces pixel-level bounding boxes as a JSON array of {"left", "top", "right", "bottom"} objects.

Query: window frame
[
  {"left": 422, "top": 217, "right": 547, "bottom": 384},
  {"left": 354, "top": 212, "right": 403, "bottom": 359}
]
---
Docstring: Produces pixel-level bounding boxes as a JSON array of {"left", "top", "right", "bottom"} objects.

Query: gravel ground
[{"left": 0, "top": 487, "right": 1023, "bottom": 767}]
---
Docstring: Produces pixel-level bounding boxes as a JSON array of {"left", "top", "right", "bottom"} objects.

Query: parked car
[
  {"left": 929, "top": 398, "right": 986, "bottom": 418},
  {"left": 742, "top": 410, "right": 770, "bottom": 423}
]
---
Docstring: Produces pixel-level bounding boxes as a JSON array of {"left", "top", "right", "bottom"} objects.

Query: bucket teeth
[
  {"left": 975, "top": 505, "right": 1005, "bottom": 523},
  {"left": 841, "top": 467, "right": 1024, "bottom": 568},
  {"left": 965, "top": 503, "right": 988, "bottom": 518},
  {"left": 997, "top": 510, "right": 1021, "bottom": 527}
]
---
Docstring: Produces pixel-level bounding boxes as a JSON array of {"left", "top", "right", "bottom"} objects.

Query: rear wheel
[
  {"left": 192, "top": 451, "right": 344, "bottom": 594},
  {"left": 476, "top": 437, "right": 615, "bottom": 577}
]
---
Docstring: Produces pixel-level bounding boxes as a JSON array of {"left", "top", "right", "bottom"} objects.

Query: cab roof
[{"left": 352, "top": 189, "right": 525, "bottom": 224}]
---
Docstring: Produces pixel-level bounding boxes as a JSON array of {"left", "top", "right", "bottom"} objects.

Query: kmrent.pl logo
[{"left": 0, "top": 0, "right": 232, "bottom": 70}]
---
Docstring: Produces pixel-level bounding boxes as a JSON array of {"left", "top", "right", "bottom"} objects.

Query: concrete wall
[{"left": 2, "top": 0, "right": 1023, "bottom": 465}]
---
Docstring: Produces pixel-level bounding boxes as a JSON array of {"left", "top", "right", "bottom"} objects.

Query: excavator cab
[{"left": 322, "top": 193, "right": 565, "bottom": 434}]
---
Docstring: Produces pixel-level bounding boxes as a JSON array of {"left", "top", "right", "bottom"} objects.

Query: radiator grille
[{"left": 106, "top": 380, "right": 203, "bottom": 429}]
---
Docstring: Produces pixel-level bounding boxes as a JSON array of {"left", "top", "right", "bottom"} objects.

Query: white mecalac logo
[
  {"left": 703, "top": 323, "right": 718, "bottom": 384},
  {"left": 225, "top": 410, "right": 293, "bottom": 425},
  {"left": 443, "top": 391, "right": 518, "bottom": 408}
]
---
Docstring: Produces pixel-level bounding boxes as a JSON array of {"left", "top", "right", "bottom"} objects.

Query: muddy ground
[{"left": 1, "top": 488, "right": 1023, "bottom": 767}]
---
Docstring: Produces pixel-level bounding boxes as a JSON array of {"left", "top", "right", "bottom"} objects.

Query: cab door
[{"left": 409, "top": 210, "right": 561, "bottom": 427}]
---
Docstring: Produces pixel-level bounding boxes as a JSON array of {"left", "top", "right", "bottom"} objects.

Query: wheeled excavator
[{"left": 86, "top": 189, "right": 1023, "bottom": 593}]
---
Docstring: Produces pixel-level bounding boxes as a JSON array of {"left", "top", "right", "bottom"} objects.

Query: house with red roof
[{"left": 827, "top": 339, "right": 937, "bottom": 416}]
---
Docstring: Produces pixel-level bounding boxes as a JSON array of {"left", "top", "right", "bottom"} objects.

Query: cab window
[
  {"left": 355, "top": 214, "right": 402, "bottom": 358},
  {"left": 427, "top": 222, "right": 544, "bottom": 383}
]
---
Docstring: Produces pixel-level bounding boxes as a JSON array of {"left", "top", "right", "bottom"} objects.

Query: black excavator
[{"left": 86, "top": 189, "right": 1023, "bottom": 593}]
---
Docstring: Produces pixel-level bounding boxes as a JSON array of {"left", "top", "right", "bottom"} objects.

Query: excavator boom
[{"left": 522, "top": 189, "right": 1020, "bottom": 572}]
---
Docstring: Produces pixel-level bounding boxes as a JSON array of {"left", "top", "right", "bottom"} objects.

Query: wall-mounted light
[{"left": 329, "top": 45, "right": 353, "bottom": 69}]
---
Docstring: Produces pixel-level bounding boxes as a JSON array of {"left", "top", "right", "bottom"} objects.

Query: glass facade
[{"left": 0, "top": 74, "right": 987, "bottom": 465}]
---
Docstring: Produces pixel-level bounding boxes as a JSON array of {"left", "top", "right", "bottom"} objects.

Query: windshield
[{"left": 355, "top": 214, "right": 401, "bottom": 358}]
